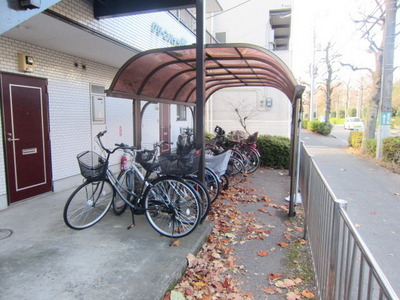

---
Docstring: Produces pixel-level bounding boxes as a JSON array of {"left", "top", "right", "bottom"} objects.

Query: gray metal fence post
[{"left": 328, "top": 199, "right": 347, "bottom": 300}]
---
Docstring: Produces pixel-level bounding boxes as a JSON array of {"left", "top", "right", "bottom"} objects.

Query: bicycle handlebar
[{"left": 96, "top": 131, "right": 135, "bottom": 154}]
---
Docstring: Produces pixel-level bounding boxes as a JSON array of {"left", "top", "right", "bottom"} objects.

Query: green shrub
[
  {"left": 257, "top": 135, "right": 290, "bottom": 168},
  {"left": 382, "top": 136, "right": 400, "bottom": 163},
  {"left": 348, "top": 131, "right": 363, "bottom": 148},
  {"left": 301, "top": 119, "right": 308, "bottom": 129},
  {"left": 319, "top": 123, "right": 333, "bottom": 135},
  {"left": 205, "top": 132, "right": 214, "bottom": 144},
  {"left": 366, "top": 139, "right": 377, "bottom": 156},
  {"left": 307, "top": 120, "right": 319, "bottom": 132},
  {"left": 307, "top": 121, "right": 333, "bottom": 135},
  {"left": 339, "top": 110, "right": 345, "bottom": 118}
]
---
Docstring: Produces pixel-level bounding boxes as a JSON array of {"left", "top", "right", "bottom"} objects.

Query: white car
[{"left": 344, "top": 117, "right": 364, "bottom": 131}]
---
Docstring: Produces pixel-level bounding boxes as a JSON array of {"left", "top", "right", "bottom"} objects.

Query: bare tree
[
  {"left": 341, "top": 1, "right": 387, "bottom": 146},
  {"left": 226, "top": 98, "right": 260, "bottom": 134},
  {"left": 320, "top": 41, "right": 341, "bottom": 124}
]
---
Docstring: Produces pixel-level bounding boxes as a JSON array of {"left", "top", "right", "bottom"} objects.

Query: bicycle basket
[
  {"left": 159, "top": 149, "right": 201, "bottom": 175},
  {"left": 77, "top": 151, "right": 108, "bottom": 181},
  {"left": 136, "top": 150, "right": 155, "bottom": 164},
  {"left": 228, "top": 130, "right": 246, "bottom": 143},
  {"left": 246, "top": 132, "right": 258, "bottom": 144}
]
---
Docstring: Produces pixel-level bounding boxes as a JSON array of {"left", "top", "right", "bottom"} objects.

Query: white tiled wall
[{"left": 0, "top": 36, "right": 132, "bottom": 197}]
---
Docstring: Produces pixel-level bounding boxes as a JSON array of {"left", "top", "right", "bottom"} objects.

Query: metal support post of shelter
[
  {"left": 289, "top": 85, "right": 305, "bottom": 217},
  {"left": 133, "top": 99, "right": 142, "bottom": 149},
  {"left": 194, "top": 0, "right": 205, "bottom": 181}
]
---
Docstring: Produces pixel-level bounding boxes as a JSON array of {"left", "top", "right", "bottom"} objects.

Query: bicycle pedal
[{"left": 127, "top": 224, "right": 136, "bottom": 230}]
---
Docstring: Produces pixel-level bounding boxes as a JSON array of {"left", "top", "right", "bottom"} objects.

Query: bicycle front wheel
[
  {"left": 204, "top": 167, "right": 221, "bottom": 203},
  {"left": 226, "top": 156, "right": 245, "bottom": 186},
  {"left": 63, "top": 180, "right": 113, "bottom": 229},
  {"left": 143, "top": 176, "right": 200, "bottom": 238}
]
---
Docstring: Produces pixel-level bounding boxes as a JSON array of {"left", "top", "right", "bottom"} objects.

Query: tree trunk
[{"left": 361, "top": 52, "right": 382, "bottom": 151}]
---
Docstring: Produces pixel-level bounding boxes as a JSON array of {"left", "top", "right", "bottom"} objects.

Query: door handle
[{"left": 7, "top": 133, "right": 19, "bottom": 142}]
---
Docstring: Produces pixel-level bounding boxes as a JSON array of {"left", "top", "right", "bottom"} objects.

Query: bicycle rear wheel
[
  {"left": 63, "top": 180, "right": 113, "bottom": 229},
  {"left": 204, "top": 167, "right": 221, "bottom": 203},
  {"left": 226, "top": 156, "right": 245, "bottom": 186},
  {"left": 143, "top": 176, "right": 200, "bottom": 238},
  {"left": 183, "top": 176, "right": 210, "bottom": 222},
  {"left": 112, "top": 171, "right": 129, "bottom": 215}
]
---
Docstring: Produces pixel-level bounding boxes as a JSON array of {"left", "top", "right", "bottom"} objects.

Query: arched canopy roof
[{"left": 107, "top": 43, "right": 300, "bottom": 105}]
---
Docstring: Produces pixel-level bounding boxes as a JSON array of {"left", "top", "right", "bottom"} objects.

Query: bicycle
[
  {"left": 207, "top": 125, "right": 260, "bottom": 175},
  {"left": 63, "top": 131, "right": 201, "bottom": 238},
  {"left": 234, "top": 131, "right": 261, "bottom": 174},
  {"left": 137, "top": 141, "right": 211, "bottom": 222}
]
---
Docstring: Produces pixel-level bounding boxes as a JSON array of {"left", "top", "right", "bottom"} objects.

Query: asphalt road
[{"left": 301, "top": 125, "right": 400, "bottom": 295}]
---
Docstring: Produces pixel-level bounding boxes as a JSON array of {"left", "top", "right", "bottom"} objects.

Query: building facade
[
  {"left": 0, "top": 0, "right": 206, "bottom": 209},
  {"left": 0, "top": 0, "right": 293, "bottom": 209},
  {"left": 205, "top": 0, "right": 293, "bottom": 137}
]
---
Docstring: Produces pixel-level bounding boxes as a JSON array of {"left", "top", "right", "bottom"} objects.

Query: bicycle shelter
[{"left": 106, "top": 42, "right": 304, "bottom": 216}]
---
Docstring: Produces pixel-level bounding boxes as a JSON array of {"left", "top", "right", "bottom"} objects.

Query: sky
[{"left": 291, "top": 0, "right": 400, "bottom": 84}]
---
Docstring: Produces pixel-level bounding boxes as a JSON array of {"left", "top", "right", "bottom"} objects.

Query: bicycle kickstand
[{"left": 127, "top": 208, "right": 136, "bottom": 230}]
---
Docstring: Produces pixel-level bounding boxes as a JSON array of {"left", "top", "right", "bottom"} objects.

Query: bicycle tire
[
  {"left": 204, "top": 167, "right": 221, "bottom": 203},
  {"left": 220, "top": 174, "right": 229, "bottom": 190},
  {"left": 112, "top": 169, "right": 144, "bottom": 215},
  {"left": 226, "top": 156, "right": 245, "bottom": 186},
  {"left": 112, "top": 171, "right": 129, "bottom": 215},
  {"left": 244, "top": 147, "right": 260, "bottom": 174},
  {"left": 143, "top": 176, "right": 200, "bottom": 238},
  {"left": 182, "top": 175, "right": 211, "bottom": 222},
  {"left": 63, "top": 180, "right": 113, "bottom": 230}
]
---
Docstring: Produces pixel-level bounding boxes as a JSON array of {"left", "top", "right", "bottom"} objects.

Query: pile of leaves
[{"left": 164, "top": 174, "right": 316, "bottom": 300}]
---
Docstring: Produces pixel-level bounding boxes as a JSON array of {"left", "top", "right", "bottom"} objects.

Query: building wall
[
  {"left": 0, "top": 0, "right": 196, "bottom": 209},
  {"left": 50, "top": 0, "right": 195, "bottom": 51},
  {"left": 207, "top": 0, "right": 293, "bottom": 138}
]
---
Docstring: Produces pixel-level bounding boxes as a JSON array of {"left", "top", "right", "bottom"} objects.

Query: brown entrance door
[
  {"left": 159, "top": 103, "right": 171, "bottom": 154},
  {"left": 1, "top": 73, "right": 52, "bottom": 203}
]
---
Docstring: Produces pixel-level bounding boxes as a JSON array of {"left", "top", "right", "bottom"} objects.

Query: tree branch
[{"left": 340, "top": 62, "right": 373, "bottom": 73}]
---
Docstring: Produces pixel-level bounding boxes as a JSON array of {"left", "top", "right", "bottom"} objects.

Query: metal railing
[
  {"left": 169, "top": 9, "right": 219, "bottom": 44},
  {"left": 299, "top": 142, "right": 399, "bottom": 300}
]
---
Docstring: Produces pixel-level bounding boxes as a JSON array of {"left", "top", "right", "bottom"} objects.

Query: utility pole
[{"left": 376, "top": 0, "right": 397, "bottom": 159}]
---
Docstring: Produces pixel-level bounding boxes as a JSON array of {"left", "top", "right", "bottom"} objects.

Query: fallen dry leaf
[
  {"left": 171, "top": 240, "right": 181, "bottom": 247},
  {"left": 269, "top": 273, "right": 282, "bottom": 281},
  {"left": 278, "top": 241, "right": 289, "bottom": 248},
  {"left": 301, "top": 289, "right": 315, "bottom": 298},
  {"left": 257, "top": 251, "right": 269, "bottom": 257},
  {"left": 286, "top": 291, "right": 301, "bottom": 300}
]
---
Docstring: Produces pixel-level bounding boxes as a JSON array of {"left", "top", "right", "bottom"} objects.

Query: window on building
[
  {"left": 216, "top": 32, "right": 226, "bottom": 43},
  {"left": 177, "top": 105, "right": 187, "bottom": 121},
  {"left": 91, "top": 84, "right": 106, "bottom": 124}
]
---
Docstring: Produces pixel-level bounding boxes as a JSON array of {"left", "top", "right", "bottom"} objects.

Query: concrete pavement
[{"left": 0, "top": 187, "right": 213, "bottom": 300}]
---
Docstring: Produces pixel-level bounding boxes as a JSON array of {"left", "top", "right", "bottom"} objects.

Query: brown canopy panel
[{"left": 107, "top": 43, "right": 298, "bottom": 104}]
